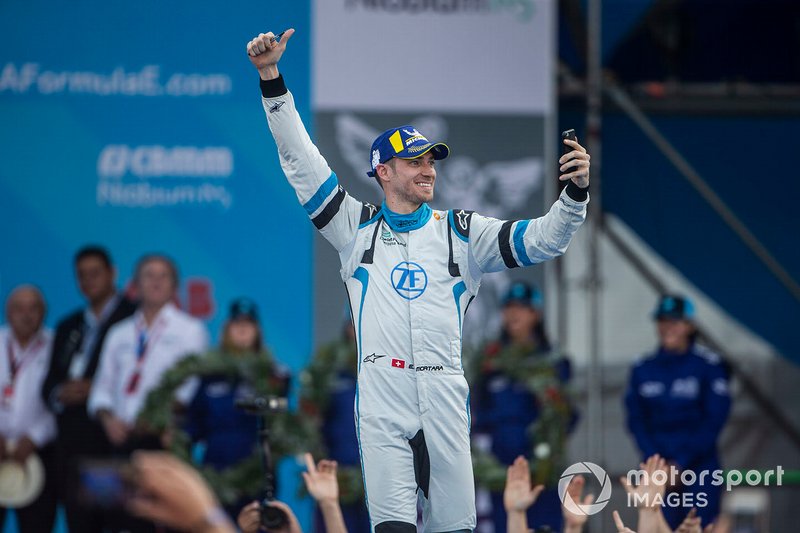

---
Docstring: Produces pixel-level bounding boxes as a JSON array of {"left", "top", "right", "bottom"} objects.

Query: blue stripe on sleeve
[
  {"left": 512, "top": 219, "right": 534, "bottom": 267},
  {"left": 302, "top": 172, "right": 339, "bottom": 215}
]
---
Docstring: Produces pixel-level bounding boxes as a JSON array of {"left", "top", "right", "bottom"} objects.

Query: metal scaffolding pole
[
  {"left": 586, "top": 0, "right": 604, "bottom": 468},
  {"left": 585, "top": 0, "right": 606, "bottom": 527}
]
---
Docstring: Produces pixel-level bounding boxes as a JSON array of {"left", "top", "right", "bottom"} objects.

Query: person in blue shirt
[
  {"left": 471, "top": 282, "right": 575, "bottom": 533},
  {"left": 183, "top": 298, "right": 290, "bottom": 520},
  {"left": 624, "top": 294, "right": 731, "bottom": 529}
]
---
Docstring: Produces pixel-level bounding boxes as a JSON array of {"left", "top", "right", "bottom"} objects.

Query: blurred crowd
[{"left": 0, "top": 245, "right": 732, "bottom": 533}]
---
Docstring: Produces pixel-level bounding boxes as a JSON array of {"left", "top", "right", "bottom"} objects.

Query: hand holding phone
[{"left": 559, "top": 129, "right": 590, "bottom": 188}]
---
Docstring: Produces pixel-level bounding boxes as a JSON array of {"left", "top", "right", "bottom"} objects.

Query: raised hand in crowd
[
  {"left": 302, "top": 452, "right": 347, "bottom": 533},
  {"left": 562, "top": 474, "right": 595, "bottom": 533},
  {"left": 620, "top": 454, "right": 671, "bottom": 533},
  {"left": 127, "top": 451, "right": 234, "bottom": 532},
  {"left": 302, "top": 452, "right": 338, "bottom": 504},
  {"left": 238, "top": 452, "right": 344, "bottom": 533},
  {"left": 503, "top": 455, "right": 544, "bottom": 533}
]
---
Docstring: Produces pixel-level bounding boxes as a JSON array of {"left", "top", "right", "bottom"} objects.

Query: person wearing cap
[
  {"left": 624, "top": 294, "right": 731, "bottom": 529},
  {"left": 41, "top": 245, "right": 137, "bottom": 533},
  {"left": 471, "top": 282, "right": 575, "bottom": 532},
  {"left": 183, "top": 298, "right": 290, "bottom": 520},
  {"left": 246, "top": 29, "right": 590, "bottom": 533},
  {"left": 0, "top": 285, "right": 57, "bottom": 532}
]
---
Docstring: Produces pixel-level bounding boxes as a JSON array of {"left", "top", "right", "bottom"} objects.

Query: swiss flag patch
[{"left": 391, "top": 358, "right": 406, "bottom": 369}]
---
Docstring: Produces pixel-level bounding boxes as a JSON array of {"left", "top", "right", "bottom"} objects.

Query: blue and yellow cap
[
  {"left": 366, "top": 125, "right": 450, "bottom": 177},
  {"left": 653, "top": 294, "right": 695, "bottom": 321}
]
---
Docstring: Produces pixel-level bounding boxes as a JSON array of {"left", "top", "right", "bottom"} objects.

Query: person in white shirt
[
  {"left": 89, "top": 255, "right": 209, "bottom": 533},
  {"left": 0, "top": 285, "right": 57, "bottom": 533},
  {"left": 89, "top": 254, "right": 209, "bottom": 451}
]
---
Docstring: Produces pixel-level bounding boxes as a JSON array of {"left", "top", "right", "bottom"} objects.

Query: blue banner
[
  {"left": 598, "top": 114, "right": 800, "bottom": 363},
  {"left": 0, "top": 0, "right": 313, "bottom": 370}
]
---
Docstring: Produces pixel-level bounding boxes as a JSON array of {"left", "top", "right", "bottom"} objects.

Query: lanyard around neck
[
  {"left": 6, "top": 336, "right": 43, "bottom": 385},
  {"left": 126, "top": 318, "right": 165, "bottom": 394}
]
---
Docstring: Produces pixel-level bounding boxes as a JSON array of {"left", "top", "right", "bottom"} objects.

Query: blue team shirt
[{"left": 624, "top": 344, "right": 731, "bottom": 469}]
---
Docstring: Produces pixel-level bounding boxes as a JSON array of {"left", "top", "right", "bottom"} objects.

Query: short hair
[
  {"left": 373, "top": 158, "right": 395, "bottom": 189},
  {"left": 134, "top": 254, "right": 179, "bottom": 288},
  {"left": 74, "top": 245, "right": 113, "bottom": 269}
]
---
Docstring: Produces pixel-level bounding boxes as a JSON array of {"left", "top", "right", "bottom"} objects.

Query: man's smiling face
[{"left": 379, "top": 151, "right": 437, "bottom": 211}]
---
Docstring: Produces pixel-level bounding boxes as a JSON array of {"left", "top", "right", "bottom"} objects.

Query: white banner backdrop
[
  {"left": 311, "top": 6, "right": 557, "bottom": 531},
  {"left": 311, "top": 0, "right": 558, "bottom": 350},
  {"left": 313, "top": 0, "right": 554, "bottom": 113}
]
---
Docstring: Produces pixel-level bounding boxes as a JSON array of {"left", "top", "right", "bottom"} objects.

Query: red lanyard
[
  {"left": 126, "top": 318, "right": 165, "bottom": 395},
  {"left": 5, "top": 337, "right": 43, "bottom": 398}
]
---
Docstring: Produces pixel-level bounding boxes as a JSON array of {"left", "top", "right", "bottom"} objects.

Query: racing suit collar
[{"left": 381, "top": 201, "right": 432, "bottom": 232}]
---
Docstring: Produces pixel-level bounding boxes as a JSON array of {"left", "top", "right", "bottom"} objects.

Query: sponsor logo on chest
[
  {"left": 390, "top": 261, "right": 428, "bottom": 300},
  {"left": 381, "top": 229, "right": 406, "bottom": 247}
]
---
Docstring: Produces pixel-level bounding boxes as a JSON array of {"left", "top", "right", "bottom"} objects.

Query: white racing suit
[{"left": 260, "top": 76, "right": 588, "bottom": 533}]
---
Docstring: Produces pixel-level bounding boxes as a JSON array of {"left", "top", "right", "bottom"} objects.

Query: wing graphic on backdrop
[
  {"left": 435, "top": 155, "right": 544, "bottom": 343},
  {"left": 333, "top": 113, "right": 545, "bottom": 345},
  {"left": 334, "top": 114, "right": 382, "bottom": 193},
  {"left": 482, "top": 158, "right": 544, "bottom": 213}
]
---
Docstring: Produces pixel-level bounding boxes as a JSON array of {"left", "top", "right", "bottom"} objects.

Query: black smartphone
[
  {"left": 77, "top": 459, "right": 138, "bottom": 508},
  {"left": 561, "top": 129, "right": 578, "bottom": 174},
  {"left": 561, "top": 129, "right": 577, "bottom": 154}
]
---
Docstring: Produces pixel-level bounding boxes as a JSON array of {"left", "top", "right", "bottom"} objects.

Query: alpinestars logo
[
  {"left": 269, "top": 101, "right": 285, "bottom": 113},
  {"left": 455, "top": 209, "right": 470, "bottom": 230},
  {"left": 362, "top": 353, "right": 387, "bottom": 364}
]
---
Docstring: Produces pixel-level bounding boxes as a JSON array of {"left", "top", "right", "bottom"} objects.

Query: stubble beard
[{"left": 402, "top": 182, "right": 434, "bottom": 207}]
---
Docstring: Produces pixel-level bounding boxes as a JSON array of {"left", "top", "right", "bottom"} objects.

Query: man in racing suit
[{"left": 246, "top": 29, "right": 591, "bottom": 533}]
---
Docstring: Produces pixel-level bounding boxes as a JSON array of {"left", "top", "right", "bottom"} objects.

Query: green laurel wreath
[
  {"left": 467, "top": 343, "right": 574, "bottom": 491},
  {"left": 298, "top": 339, "right": 365, "bottom": 505},
  {"left": 137, "top": 350, "right": 321, "bottom": 506}
]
